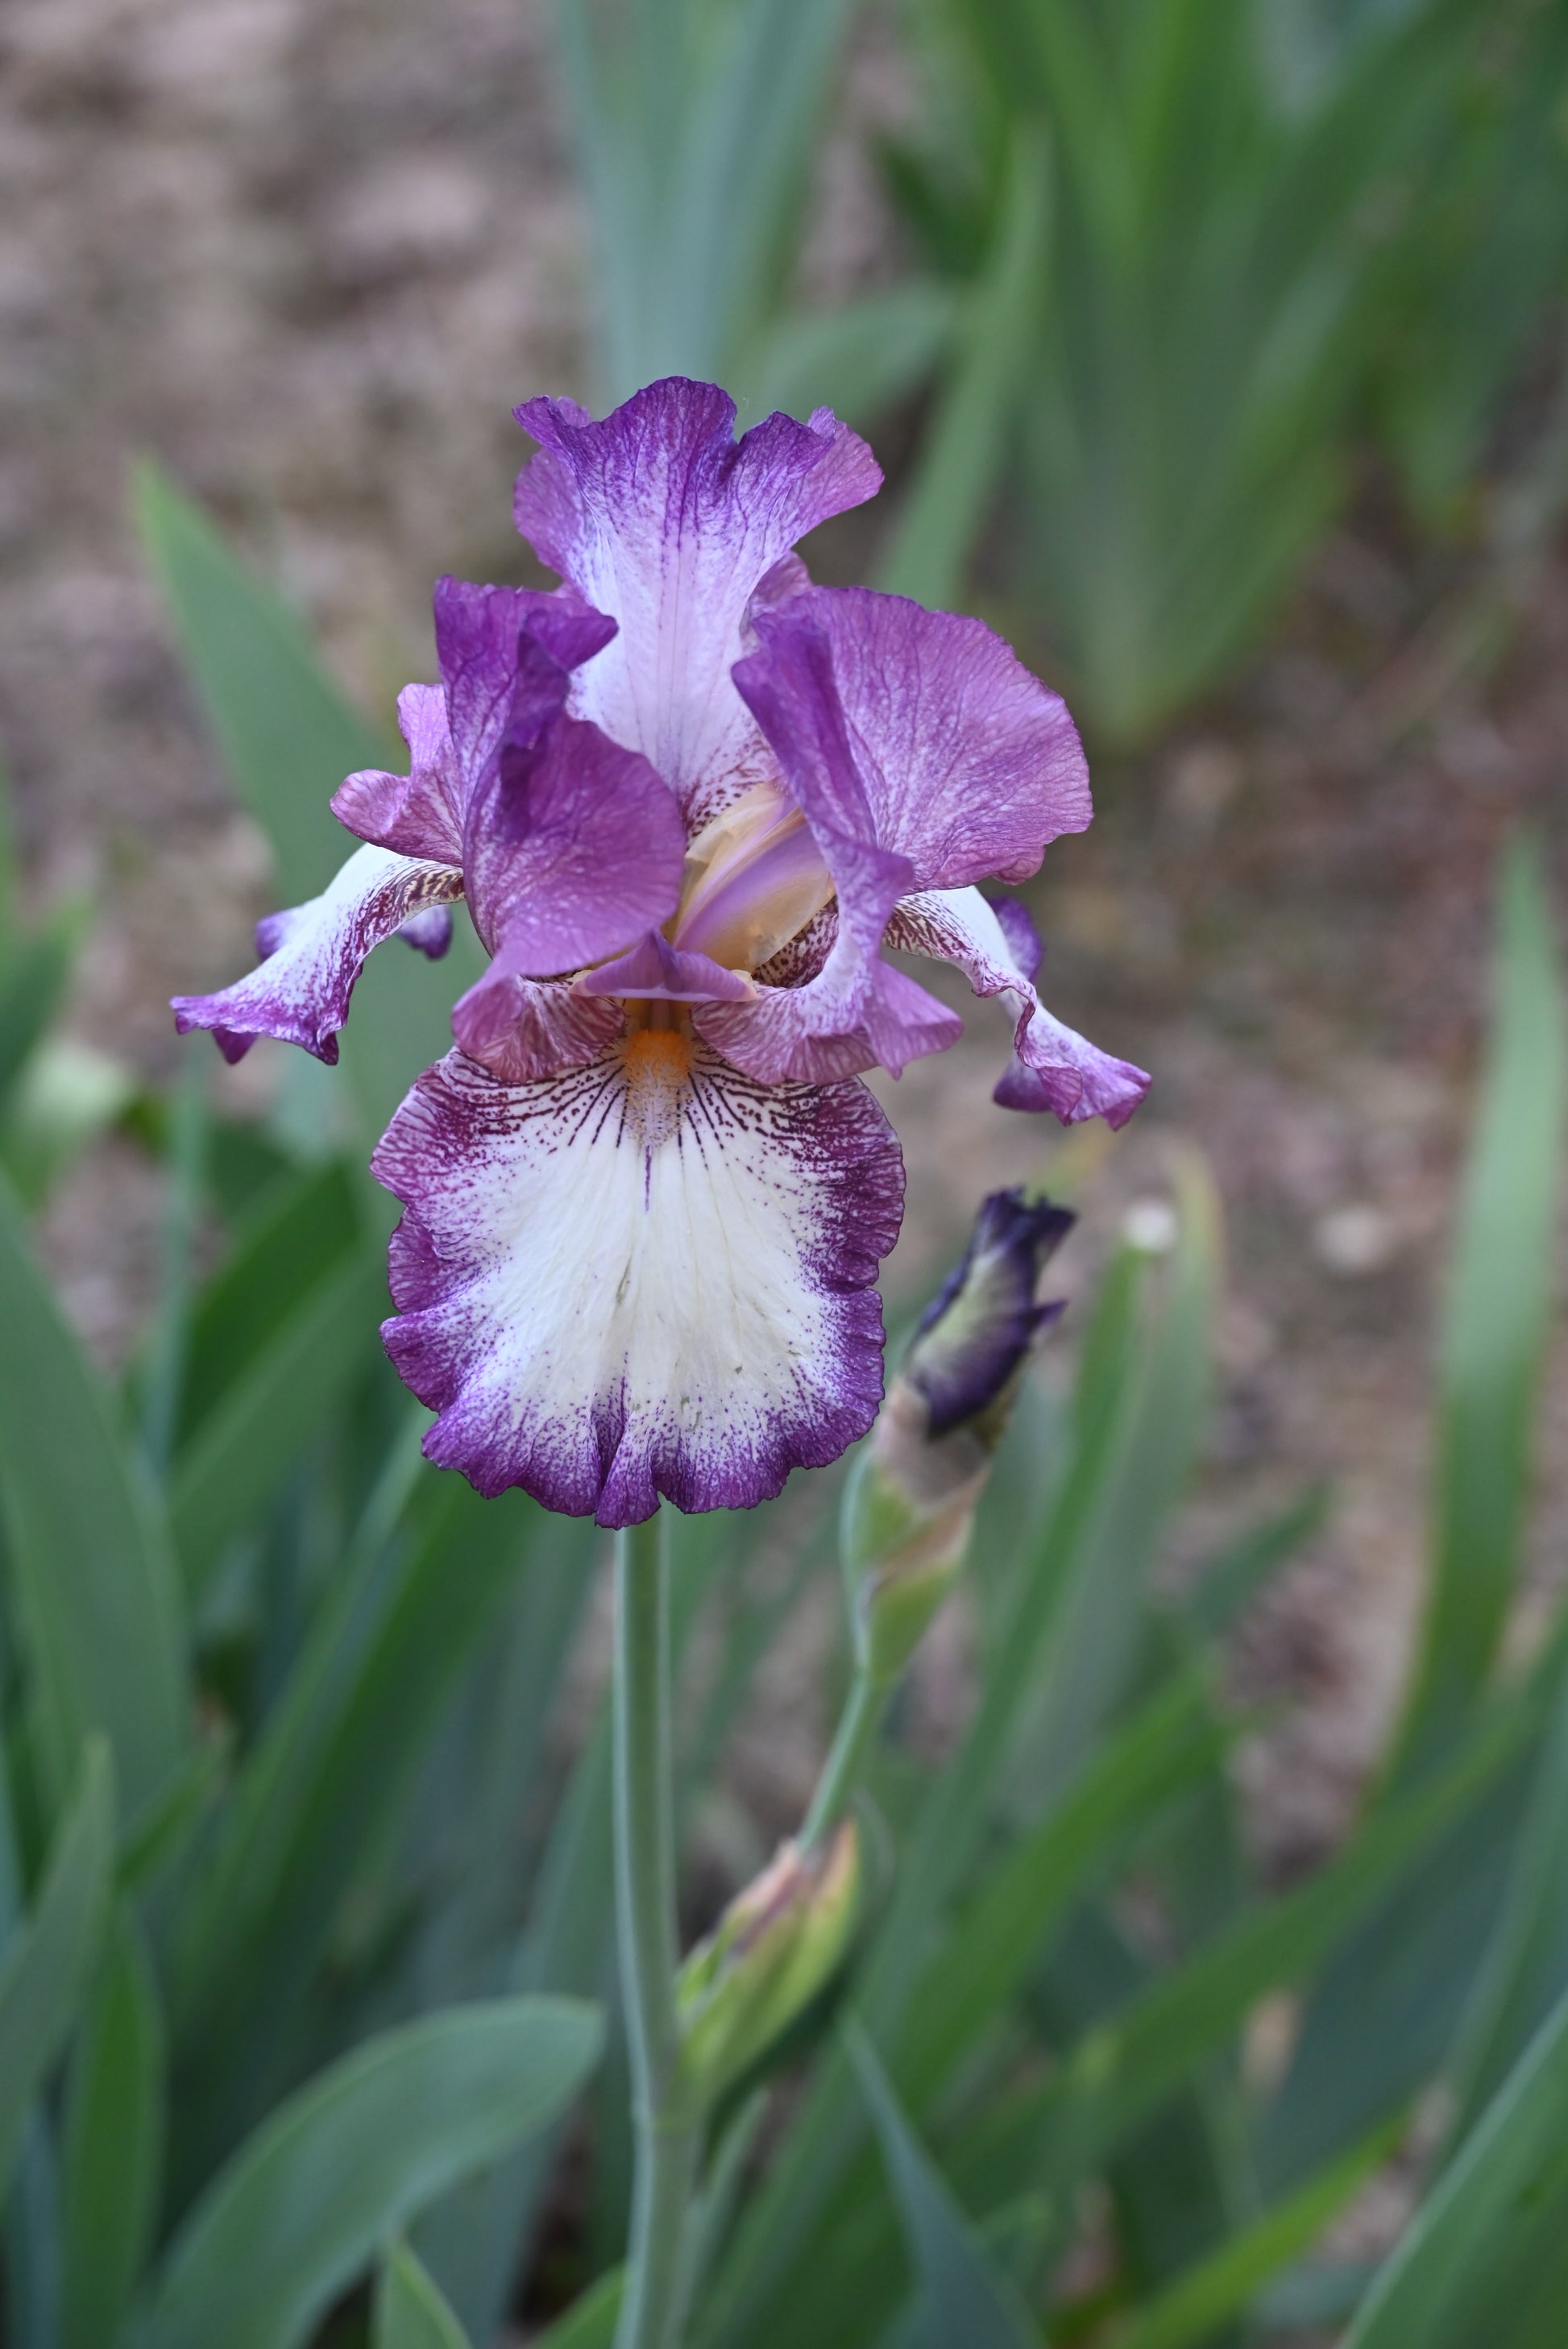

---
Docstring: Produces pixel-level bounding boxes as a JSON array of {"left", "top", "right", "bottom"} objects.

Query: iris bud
[
  {"left": 842, "top": 1188, "right": 1074, "bottom": 1684},
  {"left": 677, "top": 1820, "right": 860, "bottom": 2101}
]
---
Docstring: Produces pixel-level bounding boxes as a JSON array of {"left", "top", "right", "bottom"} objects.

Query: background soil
[{"left": 3, "top": 0, "right": 1567, "bottom": 1912}]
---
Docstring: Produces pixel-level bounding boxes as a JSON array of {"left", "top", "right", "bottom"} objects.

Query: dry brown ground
[{"left": 4, "top": 12, "right": 1568, "bottom": 2322}]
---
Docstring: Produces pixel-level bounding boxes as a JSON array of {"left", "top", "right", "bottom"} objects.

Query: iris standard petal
[
  {"left": 711, "top": 583, "right": 1087, "bottom": 1087},
  {"left": 886, "top": 886, "right": 1150, "bottom": 1129},
  {"left": 436, "top": 575, "right": 616, "bottom": 796},
  {"left": 373, "top": 1037, "right": 904, "bottom": 1527},
  {"left": 333, "top": 683, "right": 466, "bottom": 865},
  {"left": 172, "top": 842, "right": 464, "bottom": 1065},
  {"left": 735, "top": 583, "right": 1090, "bottom": 892},
  {"left": 333, "top": 584, "right": 616, "bottom": 866},
  {"left": 462, "top": 713, "right": 686, "bottom": 966},
  {"left": 512, "top": 378, "right": 881, "bottom": 830}
]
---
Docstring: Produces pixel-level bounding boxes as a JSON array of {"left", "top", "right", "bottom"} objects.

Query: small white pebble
[
  {"left": 1313, "top": 1202, "right": 1396, "bottom": 1276},
  {"left": 1123, "top": 1197, "right": 1178, "bottom": 1255}
]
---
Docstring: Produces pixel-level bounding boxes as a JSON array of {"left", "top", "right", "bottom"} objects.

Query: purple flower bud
[
  {"left": 904, "top": 1187, "right": 1075, "bottom": 1438},
  {"left": 841, "top": 1188, "right": 1075, "bottom": 1684}
]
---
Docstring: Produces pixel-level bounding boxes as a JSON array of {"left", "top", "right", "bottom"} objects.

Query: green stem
[
  {"left": 614, "top": 1515, "right": 699, "bottom": 2349},
  {"left": 799, "top": 1667, "right": 890, "bottom": 1853}
]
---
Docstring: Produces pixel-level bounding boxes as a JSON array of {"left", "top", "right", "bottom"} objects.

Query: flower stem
[
  {"left": 799, "top": 1666, "right": 889, "bottom": 1853},
  {"left": 614, "top": 1513, "right": 699, "bottom": 2349}
]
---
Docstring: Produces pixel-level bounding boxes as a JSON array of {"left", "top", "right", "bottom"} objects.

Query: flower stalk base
[{"left": 614, "top": 1514, "right": 699, "bottom": 2349}]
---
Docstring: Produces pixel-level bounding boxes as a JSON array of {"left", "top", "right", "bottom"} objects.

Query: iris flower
[{"left": 174, "top": 379, "right": 1147, "bottom": 1527}]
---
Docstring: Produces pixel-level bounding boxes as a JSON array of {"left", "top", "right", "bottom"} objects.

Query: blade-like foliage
[
  {"left": 60, "top": 1914, "right": 165, "bottom": 2349},
  {"left": 1451, "top": 1671, "right": 1568, "bottom": 2139},
  {"left": 373, "top": 2239, "right": 475, "bottom": 2349},
  {"left": 877, "top": 130, "right": 1050, "bottom": 609},
  {"left": 1395, "top": 838, "right": 1566, "bottom": 1780},
  {"left": 135, "top": 462, "right": 479, "bottom": 1139},
  {"left": 168, "top": 1249, "right": 388, "bottom": 1593},
  {"left": 0, "top": 1175, "right": 186, "bottom": 1823},
  {"left": 740, "top": 285, "right": 956, "bottom": 432},
  {"left": 134, "top": 463, "right": 384, "bottom": 907},
  {"left": 0, "top": 1742, "right": 114, "bottom": 2204},
  {"left": 894, "top": 0, "right": 1501, "bottom": 739},
  {"left": 848, "top": 2023, "right": 1039, "bottom": 2349},
  {"left": 129, "top": 1998, "right": 603, "bottom": 2349},
  {"left": 555, "top": 0, "right": 859, "bottom": 399},
  {"left": 1106, "top": 2118, "right": 1401, "bottom": 2349},
  {"left": 1371, "top": 1, "right": 1568, "bottom": 524},
  {"left": 531, "top": 2269, "right": 624, "bottom": 2349},
  {"left": 0, "top": 903, "right": 83, "bottom": 1114},
  {"left": 1261, "top": 836, "right": 1566, "bottom": 2184},
  {"left": 1342, "top": 1983, "right": 1568, "bottom": 2348},
  {"left": 169, "top": 1482, "right": 566, "bottom": 2195}
]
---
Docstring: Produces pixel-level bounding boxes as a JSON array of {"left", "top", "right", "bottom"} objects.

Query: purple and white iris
[{"left": 174, "top": 379, "right": 1148, "bottom": 1528}]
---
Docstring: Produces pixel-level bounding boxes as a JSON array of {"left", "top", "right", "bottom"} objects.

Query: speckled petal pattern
[
  {"left": 736, "top": 583, "right": 1090, "bottom": 890},
  {"left": 513, "top": 378, "right": 881, "bottom": 828},
  {"left": 172, "top": 843, "right": 464, "bottom": 1065},
  {"left": 887, "top": 887, "right": 1149, "bottom": 1127},
  {"left": 374, "top": 1039, "right": 904, "bottom": 1526}
]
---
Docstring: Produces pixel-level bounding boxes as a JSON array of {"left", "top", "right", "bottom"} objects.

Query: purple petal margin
[
  {"left": 513, "top": 377, "right": 882, "bottom": 828},
  {"left": 373, "top": 1040, "right": 905, "bottom": 1526},
  {"left": 172, "top": 844, "right": 464, "bottom": 1065},
  {"left": 887, "top": 886, "right": 1149, "bottom": 1128}
]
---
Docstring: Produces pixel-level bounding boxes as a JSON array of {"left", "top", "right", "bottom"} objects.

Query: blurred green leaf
[
  {"left": 0, "top": 1741, "right": 114, "bottom": 2204},
  {"left": 117, "top": 1733, "right": 230, "bottom": 1895},
  {"left": 133, "top": 462, "right": 384, "bottom": 907},
  {"left": 956, "top": 1691, "right": 1535, "bottom": 2214},
  {"left": 848, "top": 2022, "right": 1039, "bottom": 2348},
  {"left": 176, "top": 1158, "right": 361, "bottom": 1450},
  {"left": 530, "top": 2268, "right": 624, "bottom": 2349},
  {"left": 1105, "top": 2116, "right": 1401, "bottom": 2349},
  {"left": 558, "top": 0, "right": 858, "bottom": 397},
  {"left": 135, "top": 461, "right": 479, "bottom": 1139},
  {"left": 1034, "top": 1907, "right": 1247, "bottom": 2323},
  {"left": 1342, "top": 1982, "right": 1568, "bottom": 2348},
  {"left": 0, "top": 902, "right": 83, "bottom": 1111},
  {"left": 1, "top": 1036, "right": 139, "bottom": 1211},
  {"left": 5, "top": 2114, "right": 61, "bottom": 2349},
  {"left": 412, "top": 1504, "right": 739, "bottom": 2335},
  {"left": 410, "top": 1710, "right": 616, "bottom": 2336},
  {"left": 138, "top": 1055, "right": 209, "bottom": 1479},
  {"left": 1374, "top": 2, "right": 1568, "bottom": 522},
  {"left": 1396, "top": 836, "right": 1566, "bottom": 1781},
  {"left": 894, "top": 1671, "right": 1229, "bottom": 2113},
  {"left": 1258, "top": 1763, "right": 1524, "bottom": 2192},
  {"left": 740, "top": 285, "right": 956, "bottom": 430},
  {"left": 877, "top": 128, "right": 1050, "bottom": 608},
  {"left": 0, "top": 1173, "right": 187, "bottom": 1821},
  {"left": 373, "top": 2239, "right": 474, "bottom": 2349},
  {"left": 927, "top": 0, "right": 1493, "bottom": 739},
  {"left": 131, "top": 1997, "right": 603, "bottom": 2349},
  {"left": 1451, "top": 1668, "right": 1568, "bottom": 2136},
  {"left": 168, "top": 1247, "right": 386, "bottom": 1592},
  {"left": 60, "top": 1912, "right": 164, "bottom": 2349},
  {"left": 1182, "top": 1484, "right": 1331, "bottom": 1639},
  {"left": 170, "top": 1481, "right": 559, "bottom": 2194},
  {"left": 1262, "top": 834, "right": 1567, "bottom": 2185}
]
